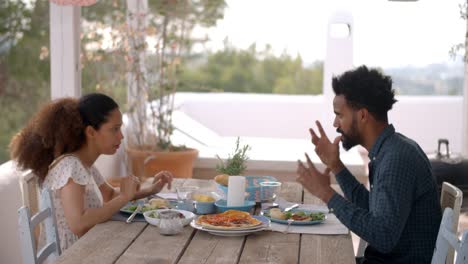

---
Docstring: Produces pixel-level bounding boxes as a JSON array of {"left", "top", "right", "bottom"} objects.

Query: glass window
[
  {"left": 0, "top": 0, "right": 50, "bottom": 163},
  {"left": 351, "top": 0, "right": 465, "bottom": 95}
]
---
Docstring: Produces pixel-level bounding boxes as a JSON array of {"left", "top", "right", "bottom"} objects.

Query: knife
[
  {"left": 284, "top": 203, "right": 299, "bottom": 212},
  {"left": 126, "top": 205, "right": 142, "bottom": 224}
]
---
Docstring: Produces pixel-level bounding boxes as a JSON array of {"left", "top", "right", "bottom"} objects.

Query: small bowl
[
  {"left": 194, "top": 201, "right": 216, "bottom": 214},
  {"left": 214, "top": 199, "right": 256, "bottom": 213},
  {"left": 192, "top": 191, "right": 222, "bottom": 214},
  {"left": 143, "top": 209, "right": 195, "bottom": 226}
]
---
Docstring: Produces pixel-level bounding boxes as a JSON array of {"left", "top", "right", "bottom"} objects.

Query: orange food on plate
[{"left": 196, "top": 210, "right": 262, "bottom": 230}]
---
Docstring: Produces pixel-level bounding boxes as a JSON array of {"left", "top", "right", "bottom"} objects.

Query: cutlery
[
  {"left": 263, "top": 204, "right": 279, "bottom": 211},
  {"left": 284, "top": 203, "right": 299, "bottom": 212},
  {"left": 284, "top": 218, "right": 294, "bottom": 234},
  {"left": 126, "top": 205, "right": 142, "bottom": 224}
]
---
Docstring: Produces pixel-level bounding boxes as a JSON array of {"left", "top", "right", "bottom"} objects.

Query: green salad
[
  {"left": 124, "top": 204, "right": 158, "bottom": 213},
  {"left": 265, "top": 209, "right": 325, "bottom": 221}
]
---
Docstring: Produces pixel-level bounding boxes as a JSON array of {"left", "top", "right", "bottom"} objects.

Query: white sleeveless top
[{"left": 41, "top": 155, "right": 105, "bottom": 252}]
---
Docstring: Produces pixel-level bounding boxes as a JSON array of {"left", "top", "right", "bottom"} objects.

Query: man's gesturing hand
[
  {"left": 309, "top": 120, "right": 344, "bottom": 174},
  {"left": 296, "top": 153, "right": 335, "bottom": 203}
]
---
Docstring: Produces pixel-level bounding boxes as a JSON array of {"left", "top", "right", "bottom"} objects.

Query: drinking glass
[
  {"left": 176, "top": 186, "right": 199, "bottom": 212},
  {"left": 260, "top": 181, "right": 282, "bottom": 203}
]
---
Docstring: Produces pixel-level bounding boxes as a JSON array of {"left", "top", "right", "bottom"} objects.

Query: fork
[
  {"left": 126, "top": 205, "right": 142, "bottom": 224},
  {"left": 284, "top": 218, "right": 294, "bottom": 234}
]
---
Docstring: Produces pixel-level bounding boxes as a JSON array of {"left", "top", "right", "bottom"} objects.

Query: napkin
[
  {"left": 111, "top": 212, "right": 146, "bottom": 222},
  {"left": 262, "top": 198, "right": 349, "bottom": 235}
]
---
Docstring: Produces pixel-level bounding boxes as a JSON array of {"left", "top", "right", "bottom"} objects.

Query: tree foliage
[
  {"left": 0, "top": 0, "right": 50, "bottom": 163},
  {"left": 179, "top": 43, "right": 323, "bottom": 94},
  {"left": 0, "top": 0, "right": 322, "bottom": 163}
]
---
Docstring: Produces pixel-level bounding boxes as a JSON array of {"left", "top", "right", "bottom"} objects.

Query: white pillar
[
  {"left": 323, "top": 11, "right": 354, "bottom": 101},
  {"left": 462, "top": 11, "right": 468, "bottom": 156},
  {"left": 125, "top": 0, "right": 149, "bottom": 146},
  {"left": 49, "top": 3, "right": 81, "bottom": 99}
]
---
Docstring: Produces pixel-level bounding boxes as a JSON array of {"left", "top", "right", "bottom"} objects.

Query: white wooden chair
[
  {"left": 19, "top": 170, "right": 40, "bottom": 245},
  {"left": 440, "top": 182, "right": 463, "bottom": 264},
  {"left": 432, "top": 208, "right": 468, "bottom": 264},
  {"left": 356, "top": 181, "right": 463, "bottom": 260},
  {"left": 18, "top": 188, "right": 61, "bottom": 264}
]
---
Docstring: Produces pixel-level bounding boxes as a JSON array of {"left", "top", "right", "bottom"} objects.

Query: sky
[{"left": 199, "top": 0, "right": 466, "bottom": 68}]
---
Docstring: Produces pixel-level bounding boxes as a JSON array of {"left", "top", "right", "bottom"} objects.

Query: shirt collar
[{"left": 368, "top": 124, "right": 395, "bottom": 160}]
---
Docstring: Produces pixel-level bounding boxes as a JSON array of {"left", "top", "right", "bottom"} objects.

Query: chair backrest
[
  {"left": 19, "top": 170, "right": 40, "bottom": 245},
  {"left": 18, "top": 188, "right": 61, "bottom": 264},
  {"left": 432, "top": 208, "right": 468, "bottom": 264},
  {"left": 440, "top": 182, "right": 463, "bottom": 264}
]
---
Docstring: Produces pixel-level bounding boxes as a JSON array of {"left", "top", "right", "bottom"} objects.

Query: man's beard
[{"left": 337, "top": 119, "right": 360, "bottom": 151}]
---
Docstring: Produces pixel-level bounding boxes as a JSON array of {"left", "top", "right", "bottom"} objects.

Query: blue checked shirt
[{"left": 328, "top": 124, "right": 441, "bottom": 263}]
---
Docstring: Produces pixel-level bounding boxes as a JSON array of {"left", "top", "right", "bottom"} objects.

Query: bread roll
[
  {"left": 270, "top": 208, "right": 286, "bottom": 220},
  {"left": 193, "top": 193, "right": 215, "bottom": 202},
  {"left": 214, "top": 174, "right": 229, "bottom": 186},
  {"left": 149, "top": 198, "right": 169, "bottom": 208}
]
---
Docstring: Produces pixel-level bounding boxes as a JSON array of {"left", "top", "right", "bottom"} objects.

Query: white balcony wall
[
  {"left": 390, "top": 96, "right": 462, "bottom": 154},
  {"left": 175, "top": 93, "right": 463, "bottom": 155}
]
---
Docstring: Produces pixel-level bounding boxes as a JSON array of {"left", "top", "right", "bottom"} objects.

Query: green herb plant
[{"left": 216, "top": 137, "right": 250, "bottom": 176}]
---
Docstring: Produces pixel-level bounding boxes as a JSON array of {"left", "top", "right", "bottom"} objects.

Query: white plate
[
  {"left": 189, "top": 215, "right": 270, "bottom": 236},
  {"left": 193, "top": 215, "right": 269, "bottom": 231},
  {"left": 190, "top": 221, "right": 266, "bottom": 236},
  {"left": 143, "top": 209, "right": 195, "bottom": 227}
]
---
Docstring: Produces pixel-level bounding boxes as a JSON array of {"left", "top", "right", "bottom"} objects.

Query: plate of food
[
  {"left": 190, "top": 210, "right": 270, "bottom": 236},
  {"left": 195, "top": 210, "right": 265, "bottom": 230},
  {"left": 120, "top": 198, "right": 173, "bottom": 214},
  {"left": 143, "top": 209, "right": 195, "bottom": 226},
  {"left": 262, "top": 208, "right": 326, "bottom": 225}
]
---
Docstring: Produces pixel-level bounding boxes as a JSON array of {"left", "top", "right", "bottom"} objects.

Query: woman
[{"left": 10, "top": 93, "right": 173, "bottom": 252}]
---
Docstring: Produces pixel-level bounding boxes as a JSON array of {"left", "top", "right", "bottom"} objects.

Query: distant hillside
[{"left": 384, "top": 62, "right": 464, "bottom": 95}]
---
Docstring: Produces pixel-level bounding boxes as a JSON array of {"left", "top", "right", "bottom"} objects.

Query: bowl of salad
[{"left": 143, "top": 209, "right": 195, "bottom": 227}]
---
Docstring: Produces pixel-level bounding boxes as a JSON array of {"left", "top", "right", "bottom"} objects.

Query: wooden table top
[{"left": 55, "top": 178, "right": 355, "bottom": 264}]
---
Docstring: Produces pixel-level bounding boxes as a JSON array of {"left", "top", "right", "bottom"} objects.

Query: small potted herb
[{"left": 214, "top": 137, "right": 250, "bottom": 186}]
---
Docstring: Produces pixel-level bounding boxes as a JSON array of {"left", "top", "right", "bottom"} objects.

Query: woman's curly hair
[
  {"left": 332, "top": 65, "right": 397, "bottom": 122},
  {"left": 10, "top": 98, "right": 86, "bottom": 182}
]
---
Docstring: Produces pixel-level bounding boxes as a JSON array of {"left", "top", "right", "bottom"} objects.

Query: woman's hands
[
  {"left": 119, "top": 175, "right": 138, "bottom": 202},
  {"left": 148, "top": 170, "right": 173, "bottom": 195}
]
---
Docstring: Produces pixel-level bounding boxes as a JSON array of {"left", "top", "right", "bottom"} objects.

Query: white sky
[{"left": 200, "top": 0, "right": 466, "bottom": 68}]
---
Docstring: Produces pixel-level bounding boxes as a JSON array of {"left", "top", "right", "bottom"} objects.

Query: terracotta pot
[{"left": 127, "top": 147, "right": 199, "bottom": 180}]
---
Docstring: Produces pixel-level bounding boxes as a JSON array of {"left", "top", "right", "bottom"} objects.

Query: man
[{"left": 297, "top": 66, "right": 441, "bottom": 263}]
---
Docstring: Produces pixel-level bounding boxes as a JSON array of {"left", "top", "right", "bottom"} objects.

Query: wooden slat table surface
[{"left": 55, "top": 179, "right": 354, "bottom": 264}]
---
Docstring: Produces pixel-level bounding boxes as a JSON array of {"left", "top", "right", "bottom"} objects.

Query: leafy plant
[
  {"left": 81, "top": 0, "right": 226, "bottom": 151},
  {"left": 216, "top": 137, "right": 250, "bottom": 176}
]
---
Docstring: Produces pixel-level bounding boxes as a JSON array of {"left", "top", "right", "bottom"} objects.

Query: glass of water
[{"left": 260, "top": 181, "right": 282, "bottom": 203}]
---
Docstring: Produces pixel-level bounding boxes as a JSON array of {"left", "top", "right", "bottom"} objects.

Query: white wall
[
  {"left": 390, "top": 96, "right": 462, "bottom": 154},
  {"left": 0, "top": 161, "right": 23, "bottom": 264},
  {"left": 175, "top": 93, "right": 463, "bottom": 154}
]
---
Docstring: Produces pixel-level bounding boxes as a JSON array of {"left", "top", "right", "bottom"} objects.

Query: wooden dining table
[{"left": 55, "top": 178, "right": 355, "bottom": 264}]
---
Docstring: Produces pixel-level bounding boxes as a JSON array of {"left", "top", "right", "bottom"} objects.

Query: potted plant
[
  {"left": 78, "top": 1, "right": 226, "bottom": 182},
  {"left": 214, "top": 138, "right": 277, "bottom": 202},
  {"left": 214, "top": 137, "right": 250, "bottom": 186},
  {"left": 121, "top": 0, "right": 226, "bottom": 179}
]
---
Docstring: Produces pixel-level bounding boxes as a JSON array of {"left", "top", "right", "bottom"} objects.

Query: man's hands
[
  {"left": 309, "top": 121, "right": 344, "bottom": 174},
  {"left": 296, "top": 153, "right": 335, "bottom": 203},
  {"left": 296, "top": 120, "right": 345, "bottom": 203}
]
